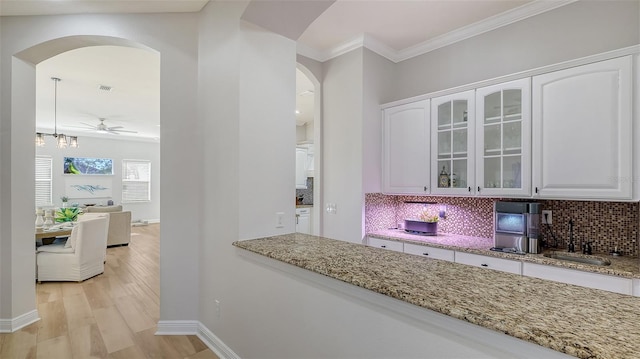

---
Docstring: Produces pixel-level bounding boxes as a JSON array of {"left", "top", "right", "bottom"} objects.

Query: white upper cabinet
[
  {"left": 430, "top": 90, "right": 475, "bottom": 195},
  {"left": 475, "top": 78, "right": 531, "bottom": 197},
  {"left": 532, "top": 56, "right": 632, "bottom": 200},
  {"left": 382, "top": 100, "right": 430, "bottom": 194}
]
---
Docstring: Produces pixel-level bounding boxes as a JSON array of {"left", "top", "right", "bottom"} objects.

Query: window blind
[
  {"left": 122, "top": 159, "right": 151, "bottom": 202},
  {"left": 35, "top": 156, "right": 53, "bottom": 207}
]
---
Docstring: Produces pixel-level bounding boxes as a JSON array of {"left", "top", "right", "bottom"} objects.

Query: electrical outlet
[
  {"left": 542, "top": 210, "right": 552, "bottom": 224},
  {"left": 276, "top": 212, "right": 284, "bottom": 228},
  {"left": 215, "top": 299, "right": 220, "bottom": 318},
  {"left": 326, "top": 203, "right": 337, "bottom": 214}
]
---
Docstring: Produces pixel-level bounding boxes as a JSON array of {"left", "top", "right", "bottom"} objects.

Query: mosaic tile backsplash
[{"left": 365, "top": 193, "right": 639, "bottom": 257}]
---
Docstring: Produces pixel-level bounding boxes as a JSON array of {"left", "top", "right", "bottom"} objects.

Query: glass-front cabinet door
[
  {"left": 475, "top": 78, "right": 531, "bottom": 197},
  {"left": 431, "top": 90, "right": 475, "bottom": 195}
]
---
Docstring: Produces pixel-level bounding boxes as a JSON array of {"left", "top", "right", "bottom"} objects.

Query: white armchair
[{"left": 36, "top": 216, "right": 109, "bottom": 282}]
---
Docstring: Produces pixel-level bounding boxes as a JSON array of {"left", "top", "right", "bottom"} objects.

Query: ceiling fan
[{"left": 76, "top": 118, "right": 137, "bottom": 135}]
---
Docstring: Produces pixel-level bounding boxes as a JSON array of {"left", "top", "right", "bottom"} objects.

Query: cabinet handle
[
  {"left": 422, "top": 252, "right": 429, "bottom": 256},
  {"left": 477, "top": 186, "right": 481, "bottom": 192},
  {"left": 424, "top": 186, "right": 428, "bottom": 192},
  {"left": 468, "top": 186, "right": 471, "bottom": 192},
  {"left": 535, "top": 187, "right": 539, "bottom": 194},
  {"left": 381, "top": 245, "right": 387, "bottom": 248},
  {"left": 481, "top": 263, "right": 488, "bottom": 267}
]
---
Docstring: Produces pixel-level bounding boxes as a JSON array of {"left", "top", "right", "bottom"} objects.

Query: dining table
[{"left": 35, "top": 226, "right": 73, "bottom": 243}]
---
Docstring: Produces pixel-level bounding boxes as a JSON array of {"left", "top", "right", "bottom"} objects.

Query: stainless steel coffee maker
[{"left": 493, "top": 202, "right": 541, "bottom": 254}]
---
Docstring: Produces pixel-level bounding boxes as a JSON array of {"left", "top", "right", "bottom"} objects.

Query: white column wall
[
  {"left": 197, "top": 0, "right": 243, "bottom": 331},
  {"left": 0, "top": 13, "right": 200, "bottom": 326},
  {"left": 320, "top": 49, "right": 365, "bottom": 243},
  {"left": 196, "top": 0, "right": 298, "bottom": 346},
  {"left": 237, "top": 20, "right": 297, "bottom": 240}
]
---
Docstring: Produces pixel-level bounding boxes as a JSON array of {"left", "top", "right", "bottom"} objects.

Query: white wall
[
  {"left": 35, "top": 136, "right": 160, "bottom": 222},
  {"left": 320, "top": 49, "right": 365, "bottom": 243},
  {"left": 362, "top": 48, "right": 396, "bottom": 194},
  {"left": 391, "top": 0, "right": 640, "bottom": 101},
  {"left": 0, "top": 13, "right": 200, "bottom": 326},
  {"left": 221, "top": 251, "right": 571, "bottom": 359},
  {"left": 196, "top": 0, "right": 297, "bottom": 349}
]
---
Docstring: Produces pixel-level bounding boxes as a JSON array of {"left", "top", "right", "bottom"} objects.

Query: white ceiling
[
  {"left": 36, "top": 45, "right": 160, "bottom": 141},
  {"left": 3, "top": 0, "right": 573, "bottom": 140}
]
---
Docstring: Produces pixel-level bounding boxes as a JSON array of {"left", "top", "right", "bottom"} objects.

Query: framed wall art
[{"left": 64, "top": 157, "right": 113, "bottom": 175}]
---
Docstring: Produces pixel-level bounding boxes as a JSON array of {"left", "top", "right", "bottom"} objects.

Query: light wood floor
[{"left": 0, "top": 224, "right": 219, "bottom": 359}]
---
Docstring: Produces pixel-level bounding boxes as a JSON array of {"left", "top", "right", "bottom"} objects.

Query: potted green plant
[
  {"left": 60, "top": 196, "right": 69, "bottom": 208},
  {"left": 419, "top": 210, "right": 439, "bottom": 223},
  {"left": 55, "top": 206, "right": 81, "bottom": 222},
  {"left": 404, "top": 209, "right": 439, "bottom": 235}
]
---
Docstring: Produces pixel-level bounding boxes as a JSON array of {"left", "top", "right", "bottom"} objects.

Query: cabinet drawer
[
  {"left": 523, "top": 262, "right": 632, "bottom": 295},
  {"left": 403, "top": 243, "right": 454, "bottom": 262},
  {"left": 455, "top": 252, "right": 521, "bottom": 274},
  {"left": 366, "top": 237, "right": 403, "bottom": 252}
]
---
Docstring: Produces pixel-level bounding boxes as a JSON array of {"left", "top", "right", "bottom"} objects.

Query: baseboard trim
[
  {"left": 0, "top": 310, "right": 40, "bottom": 333},
  {"left": 155, "top": 320, "right": 199, "bottom": 335},
  {"left": 155, "top": 320, "right": 240, "bottom": 359},
  {"left": 197, "top": 322, "right": 241, "bottom": 359}
]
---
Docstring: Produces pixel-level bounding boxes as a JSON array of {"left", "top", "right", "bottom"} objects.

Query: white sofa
[{"left": 84, "top": 205, "right": 132, "bottom": 247}]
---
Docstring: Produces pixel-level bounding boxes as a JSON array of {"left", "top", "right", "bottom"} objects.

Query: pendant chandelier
[{"left": 35, "top": 77, "right": 78, "bottom": 148}]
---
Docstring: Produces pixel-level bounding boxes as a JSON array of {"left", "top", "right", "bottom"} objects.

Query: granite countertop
[
  {"left": 367, "top": 229, "right": 640, "bottom": 278},
  {"left": 233, "top": 233, "right": 640, "bottom": 359},
  {"left": 296, "top": 204, "right": 313, "bottom": 208}
]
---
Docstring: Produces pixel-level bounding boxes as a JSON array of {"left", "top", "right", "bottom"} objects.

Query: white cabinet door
[
  {"left": 532, "top": 56, "right": 632, "bottom": 200},
  {"left": 455, "top": 252, "right": 522, "bottom": 275},
  {"left": 382, "top": 100, "right": 430, "bottom": 194},
  {"left": 430, "top": 90, "right": 475, "bottom": 196},
  {"left": 476, "top": 78, "right": 531, "bottom": 197},
  {"left": 366, "top": 237, "right": 404, "bottom": 252},
  {"left": 523, "top": 262, "right": 632, "bottom": 295},
  {"left": 403, "top": 243, "right": 455, "bottom": 262},
  {"left": 295, "top": 208, "right": 311, "bottom": 234},
  {"left": 295, "top": 147, "right": 308, "bottom": 189}
]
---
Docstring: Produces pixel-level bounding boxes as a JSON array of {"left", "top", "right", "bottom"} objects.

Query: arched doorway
[
  {"left": 296, "top": 63, "right": 322, "bottom": 236},
  {"left": 2, "top": 34, "right": 173, "bottom": 331}
]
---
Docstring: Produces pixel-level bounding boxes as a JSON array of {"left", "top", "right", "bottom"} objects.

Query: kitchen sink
[{"left": 543, "top": 252, "right": 611, "bottom": 266}]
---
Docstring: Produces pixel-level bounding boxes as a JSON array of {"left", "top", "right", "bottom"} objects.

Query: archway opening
[
  {"left": 11, "top": 35, "right": 161, "bottom": 328},
  {"left": 295, "top": 63, "right": 322, "bottom": 236}
]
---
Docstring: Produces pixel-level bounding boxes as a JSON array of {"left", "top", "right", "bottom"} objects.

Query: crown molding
[
  {"left": 394, "top": 0, "right": 578, "bottom": 62},
  {"left": 361, "top": 34, "right": 398, "bottom": 62},
  {"left": 321, "top": 34, "right": 366, "bottom": 62},
  {"left": 297, "top": 0, "right": 578, "bottom": 63},
  {"left": 296, "top": 42, "right": 325, "bottom": 62}
]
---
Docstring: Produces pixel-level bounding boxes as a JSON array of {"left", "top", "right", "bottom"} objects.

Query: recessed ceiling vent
[{"left": 98, "top": 84, "right": 113, "bottom": 92}]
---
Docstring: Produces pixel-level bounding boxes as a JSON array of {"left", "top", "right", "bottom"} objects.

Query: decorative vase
[
  {"left": 35, "top": 214, "right": 44, "bottom": 229},
  {"left": 62, "top": 201, "right": 68, "bottom": 208},
  {"left": 43, "top": 212, "right": 54, "bottom": 229}
]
